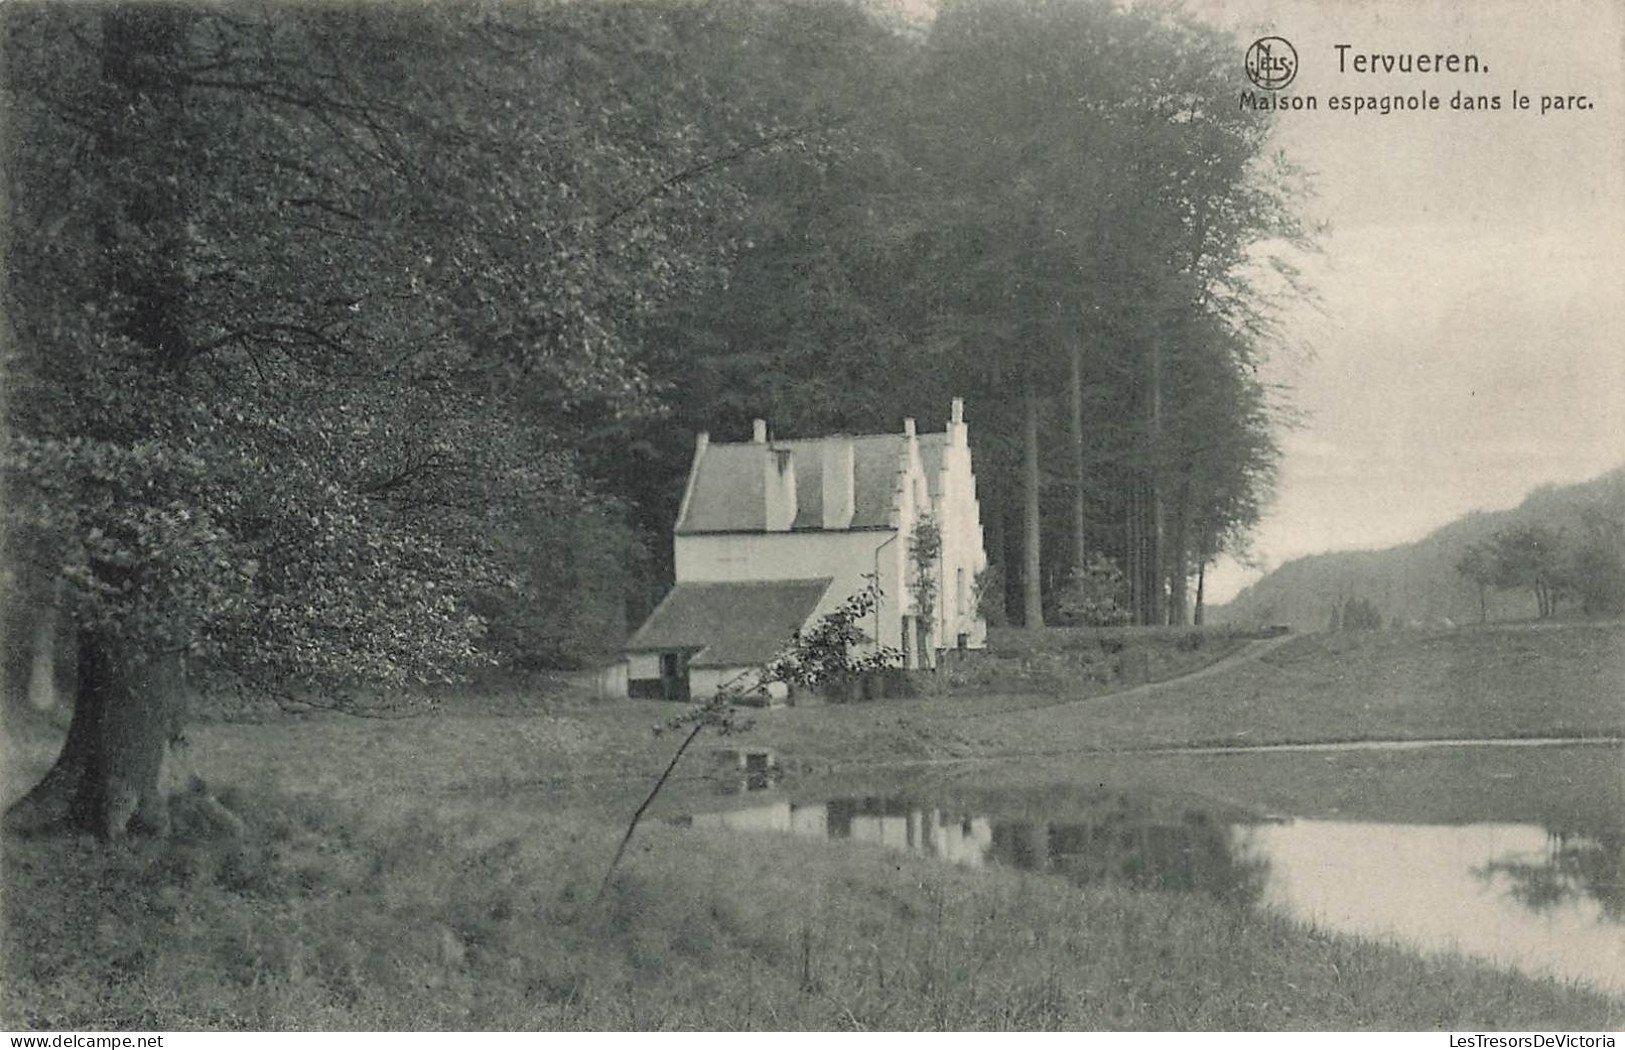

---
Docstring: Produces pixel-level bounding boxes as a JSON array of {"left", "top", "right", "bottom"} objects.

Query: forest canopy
[{"left": 1, "top": 0, "right": 1314, "bottom": 834}]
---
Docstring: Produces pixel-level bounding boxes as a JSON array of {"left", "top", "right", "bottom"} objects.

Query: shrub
[
  {"left": 1055, "top": 556, "right": 1132, "bottom": 627},
  {"left": 764, "top": 579, "right": 901, "bottom": 692}
]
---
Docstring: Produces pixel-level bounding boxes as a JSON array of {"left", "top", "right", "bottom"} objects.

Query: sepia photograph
[{"left": 0, "top": 0, "right": 1620, "bottom": 1035}]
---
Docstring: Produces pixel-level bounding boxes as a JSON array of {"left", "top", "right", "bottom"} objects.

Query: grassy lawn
[
  {"left": 4, "top": 784, "right": 1620, "bottom": 1031},
  {"left": 936, "top": 624, "right": 1254, "bottom": 710},
  {"left": 4, "top": 621, "right": 1623, "bottom": 1030},
  {"left": 735, "top": 621, "right": 1625, "bottom": 766}
]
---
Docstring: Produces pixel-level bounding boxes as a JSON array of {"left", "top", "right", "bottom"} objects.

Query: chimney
[
  {"left": 764, "top": 447, "right": 797, "bottom": 531},
  {"left": 752, "top": 418, "right": 768, "bottom": 444},
  {"left": 949, "top": 397, "right": 968, "bottom": 448},
  {"left": 820, "top": 439, "right": 855, "bottom": 529},
  {"left": 903, "top": 417, "right": 916, "bottom": 438}
]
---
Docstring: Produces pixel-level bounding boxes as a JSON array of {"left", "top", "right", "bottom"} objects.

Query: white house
[{"left": 624, "top": 399, "right": 988, "bottom": 700}]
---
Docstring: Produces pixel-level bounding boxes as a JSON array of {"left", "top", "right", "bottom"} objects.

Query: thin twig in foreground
[{"left": 596, "top": 720, "right": 705, "bottom": 903}]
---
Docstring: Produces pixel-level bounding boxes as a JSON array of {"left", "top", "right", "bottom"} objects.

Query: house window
[{"left": 956, "top": 567, "right": 967, "bottom": 617}]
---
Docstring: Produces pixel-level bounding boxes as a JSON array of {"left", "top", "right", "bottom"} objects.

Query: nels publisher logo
[{"left": 1245, "top": 36, "right": 1298, "bottom": 90}]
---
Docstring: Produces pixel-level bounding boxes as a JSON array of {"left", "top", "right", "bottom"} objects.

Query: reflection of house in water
[
  {"left": 827, "top": 798, "right": 994, "bottom": 865},
  {"left": 687, "top": 795, "right": 1266, "bottom": 905},
  {"left": 690, "top": 800, "right": 828, "bottom": 838}
]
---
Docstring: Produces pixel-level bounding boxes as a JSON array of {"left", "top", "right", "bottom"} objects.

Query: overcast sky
[{"left": 1186, "top": 0, "right": 1625, "bottom": 603}]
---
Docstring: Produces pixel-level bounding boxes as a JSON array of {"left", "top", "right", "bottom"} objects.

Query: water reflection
[
  {"left": 690, "top": 794, "right": 1269, "bottom": 907},
  {"left": 1250, "top": 820, "right": 1624, "bottom": 993},
  {"left": 1475, "top": 829, "right": 1624, "bottom": 922},
  {"left": 685, "top": 796, "right": 1625, "bottom": 993},
  {"left": 709, "top": 748, "right": 783, "bottom": 793}
]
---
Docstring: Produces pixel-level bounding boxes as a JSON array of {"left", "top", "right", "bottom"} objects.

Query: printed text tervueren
[{"left": 1335, "top": 46, "right": 1486, "bottom": 74}]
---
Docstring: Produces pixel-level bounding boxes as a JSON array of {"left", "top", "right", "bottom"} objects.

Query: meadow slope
[{"left": 3, "top": 621, "right": 1622, "bottom": 1030}]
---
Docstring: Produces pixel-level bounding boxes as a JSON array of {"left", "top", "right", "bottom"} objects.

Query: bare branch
[{"left": 598, "top": 120, "right": 842, "bottom": 232}]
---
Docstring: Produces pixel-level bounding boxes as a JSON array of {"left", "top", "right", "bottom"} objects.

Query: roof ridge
[
  {"left": 678, "top": 576, "right": 834, "bottom": 587},
  {"left": 709, "top": 430, "right": 947, "bottom": 448}
]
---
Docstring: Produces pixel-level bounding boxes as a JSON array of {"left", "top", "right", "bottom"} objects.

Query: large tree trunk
[
  {"left": 1133, "top": 475, "right": 1159, "bottom": 626},
  {"left": 6, "top": 628, "right": 183, "bottom": 838},
  {"left": 98, "top": 6, "right": 195, "bottom": 370},
  {"left": 1022, "top": 370, "right": 1044, "bottom": 628},
  {"left": 1167, "top": 527, "right": 1189, "bottom": 626},
  {"left": 26, "top": 602, "right": 60, "bottom": 712},
  {"left": 4, "top": 7, "right": 213, "bottom": 841},
  {"left": 1167, "top": 478, "right": 1192, "bottom": 626},
  {"left": 1126, "top": 478, "right": 1142, "bottom": 623},
  {"left": 1069, "top": 336, "right": 1087, "bottom": 573},
  {"left": 980, "top": 474, "right": 1007, "bottom": 625},
  {"left": 1193, "top": 559, "right": 1206, "bottom": 626},
  {"left": 1146, "top": 339, "right": 1165, "bottom": 627}
]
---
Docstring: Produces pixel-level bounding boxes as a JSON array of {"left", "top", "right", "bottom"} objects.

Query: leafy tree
[
  {"left": 909, "top": 515, "right": 943, "bottom": 637},
  {"left": 0, "top": 0, "right": 811, "bottom": 838},
  {"left": 1489, "top": 524, "right": 1566, "bottom": 619},
  {"left": 543, "top": 0, "right": 923, "bottom": 605},
  {"left": 1162, "top": 319, "right": 1281, "bottom": 625},
  {"left": 1562, "top": 505, "right": 1625, "bottom": 616}
]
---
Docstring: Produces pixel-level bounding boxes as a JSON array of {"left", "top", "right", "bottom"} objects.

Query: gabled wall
[{"left": 932, "top": 401, "right": 989, "bottom": 651}]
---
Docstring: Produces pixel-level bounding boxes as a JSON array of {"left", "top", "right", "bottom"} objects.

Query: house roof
[
  {"left": 676, "top": 431, "right": 950, "bottom": 534},
  {"left": 625, "top": 578, "right": 834, "bottom": 668},
  {"left": 678, "top": 444, "right": 769, "bottom": 533}
]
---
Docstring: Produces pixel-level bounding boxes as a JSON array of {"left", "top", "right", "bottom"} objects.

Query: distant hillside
[{"left": 1215, "top": 466, "right": 1625, "bottom": 632}]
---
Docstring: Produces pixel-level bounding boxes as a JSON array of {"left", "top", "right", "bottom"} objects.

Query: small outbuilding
[{"left": 624, "top": 577, "right": 834, "bottom": 700}]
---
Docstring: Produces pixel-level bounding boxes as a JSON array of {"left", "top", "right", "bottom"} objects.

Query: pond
[{"left": 674, "top": 744, "right": 1625, "bottom": 996}]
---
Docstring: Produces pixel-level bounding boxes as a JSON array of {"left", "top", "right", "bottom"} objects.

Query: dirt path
[
  {"left": 1095, "top": 630, "right": 1299, "bottom": 702},
  {"left": 946, "top": 630, "right": 1300, "bottom": 722}
]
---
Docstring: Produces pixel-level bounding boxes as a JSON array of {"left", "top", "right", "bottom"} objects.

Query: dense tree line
[
  {"left": 1456, "top": 518, "right": 1625, "bottom": 622},
  {"left": 1, "top": 0, "right": 891, "bottom": 836},
  {"left": 1, "top": 0, "right": 1310, "bottom": 837},
  {"left": 1222, "top": 469, "right": 1625, "bottom": 632},
  {"left": 626, "top": 0, "right": 1311, "bottom": 629}
]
